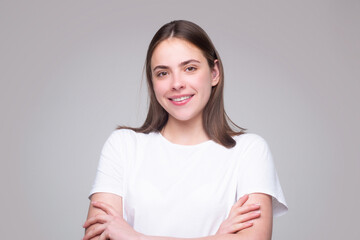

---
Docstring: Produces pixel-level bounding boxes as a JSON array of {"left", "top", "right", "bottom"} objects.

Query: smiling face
[{"left": 151, "top": 38, "right": 220, "bottom": 125}]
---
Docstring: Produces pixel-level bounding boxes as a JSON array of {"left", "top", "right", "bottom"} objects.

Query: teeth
[{"left": 172, "top": 95, "right": 192, "bottom": 102}]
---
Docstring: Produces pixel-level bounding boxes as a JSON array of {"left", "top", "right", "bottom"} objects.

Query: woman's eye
[
  {"left": 157, "top": 72, "right": 168, "bottom": 77},
  {"left": 185, "top": 66, "right": 196, "bottom": 72}
]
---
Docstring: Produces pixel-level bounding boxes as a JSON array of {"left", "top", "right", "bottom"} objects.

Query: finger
[
  {"left": 231, "top": 203, "right": 261, "bottom": 218},
  {"left": 229, "top": 195, "right": 249, "bottom": 218},
  {"left": 233, "top": 221, "right": 254, "bottom": 233},
  {"left": 92, "top": 201, "right": 119, "bottom": 216},
  {"left": 235, "top": 210, "right": 261, "bottom": 223},
  {"left": 83, "top": 214, "right": 110, "bottom": 228},
  {"left": 83, "top": 223, "right": 107, "bottom": 240},
  {"left": 233, "top": 194, "right": 249, "bottom": 208},
  {"left": 238, "top": 203, "right": 261, "bottom": 215},
  {"left": 98, "top": 230, "right": 108, "bottom": 240}
]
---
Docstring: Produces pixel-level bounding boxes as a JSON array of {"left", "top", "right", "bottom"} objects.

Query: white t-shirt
[{"left": 90, "top": 129, "right": 287, "bottom": 238}]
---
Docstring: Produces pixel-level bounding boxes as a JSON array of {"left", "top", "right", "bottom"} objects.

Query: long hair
[{"left": 118, "top": 20, "right": 245, "bottom": 148}]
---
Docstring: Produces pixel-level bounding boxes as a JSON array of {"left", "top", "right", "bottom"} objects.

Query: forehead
[{"left": 151, "top": 38, "right": 205, "bottom": 66}]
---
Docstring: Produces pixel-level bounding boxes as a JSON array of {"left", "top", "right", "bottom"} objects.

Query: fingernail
[{"left": 91, "top": 201, "right": 97, "bottom": 205}]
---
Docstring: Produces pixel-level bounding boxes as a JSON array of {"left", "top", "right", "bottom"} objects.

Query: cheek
[
  {"left": 152, "top": 83, "right": 166, "bottom": 103},
  {"left": 201, "top": 79, "right": 214, "bottom": 104},
  {"left": 197, "top": 74, "right": 213, "bottom": 96},
  {"left": 152, "top": 81, "right": 161, "bottom": 95}
]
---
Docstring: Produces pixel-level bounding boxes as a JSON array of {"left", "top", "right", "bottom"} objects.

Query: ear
[{"left": 211, "top": 60, "right": 220, "bottom": 87}]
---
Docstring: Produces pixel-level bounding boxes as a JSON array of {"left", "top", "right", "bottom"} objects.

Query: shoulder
[
  {"left": 231, "top": 133, "right": 274, "bottom": 166},
  {"left": 232, "top": 133, "right": 269, "bottom": 152},
  {"left": 109, "top": 129, "right": 139, "bottom": 141},
  {"left": 99, "top": 129, "right": 156, "bottom": 162},
  {"left": 106, "top": 129, "right": 159, "bottom": 148}
]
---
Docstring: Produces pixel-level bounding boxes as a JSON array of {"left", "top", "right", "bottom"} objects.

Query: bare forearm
[
  {"left": 141, "top": 232, "right": 265, "bottom": 240},
  {"left": 83, "top": 193, "right": 272, "bottom": 240}
]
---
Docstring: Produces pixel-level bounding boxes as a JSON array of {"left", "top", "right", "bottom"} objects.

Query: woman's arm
[
  {"left": 84, "top": 193, "right": 123, "bottom": 240},
  {"left": 235, "top": 193, "right": 272, "bottom": 239},
  {"left": 83, "top": 193, "right": 272, "bottom": 240},
  {"left": 143, "top": 193, "right": 272, "bottom": 240}
]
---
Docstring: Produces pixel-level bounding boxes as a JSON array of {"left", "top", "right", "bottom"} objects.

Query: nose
[{"left": 171, "top": 72, "right": 185, "bottom": 91}]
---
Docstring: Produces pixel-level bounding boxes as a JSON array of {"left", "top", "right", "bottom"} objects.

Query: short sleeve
[
  {"left": 89, "top": 131, "right": 125, "bottom": 198},
  {"left": 236, "top": 135, "right": 288, "bottom": 217}
]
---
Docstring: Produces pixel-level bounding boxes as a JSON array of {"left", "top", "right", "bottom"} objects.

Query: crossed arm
[{"left": 83, "top": 192, "right": 272, "bottom": 240}]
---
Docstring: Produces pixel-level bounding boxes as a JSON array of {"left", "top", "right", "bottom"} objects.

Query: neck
[{"left": 161, "top": 115, "right": 209, "bottom": 145}]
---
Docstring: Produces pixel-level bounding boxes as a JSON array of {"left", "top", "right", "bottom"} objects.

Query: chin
[{"left": 168, "top": 112, "right": 201, "bottom": 123}]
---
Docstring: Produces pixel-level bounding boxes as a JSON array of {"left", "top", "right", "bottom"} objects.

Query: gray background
[{"left": 1, "top": 0, "right": 359, "bottom": 239}]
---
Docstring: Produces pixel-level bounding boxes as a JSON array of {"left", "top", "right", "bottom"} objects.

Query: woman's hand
[
  {"left": 83, "top": 201, "right": 143, "bottom": 240},
  {"left": 216, "top": 194, "right": 261, "bottom": 235}
]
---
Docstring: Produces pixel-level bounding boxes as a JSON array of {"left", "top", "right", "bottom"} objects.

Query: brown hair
[{"left": 118, "top": 20, "right": 245, "bottom": 148}]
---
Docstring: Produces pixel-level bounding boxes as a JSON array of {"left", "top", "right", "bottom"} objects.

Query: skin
[
  {"left": 151, "top": 38, "right": 219, "bottom": 145},
  {"left": 83, "top": 194, "right": 268, "bottom": 240},
  {"left": 83, "top": 38, "right": 273, "bottom": 240}
]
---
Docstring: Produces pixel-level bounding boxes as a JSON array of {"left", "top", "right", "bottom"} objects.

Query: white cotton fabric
[{"left": 90, "top": 129, "right": 288, "bottom": 238}]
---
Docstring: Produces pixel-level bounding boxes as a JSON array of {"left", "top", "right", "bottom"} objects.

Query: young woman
[{"left": 83, "top": 20, "right": 287, "bottom": 240}]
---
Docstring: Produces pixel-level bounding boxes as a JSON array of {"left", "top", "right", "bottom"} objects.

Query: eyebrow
[{"left": 152, "top": 59, "right": 201, "bottom": 72}]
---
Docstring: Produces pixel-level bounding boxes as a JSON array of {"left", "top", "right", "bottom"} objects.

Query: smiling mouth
[{"left": 170, "top": 95, "right": 194, "bottom": 102}]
